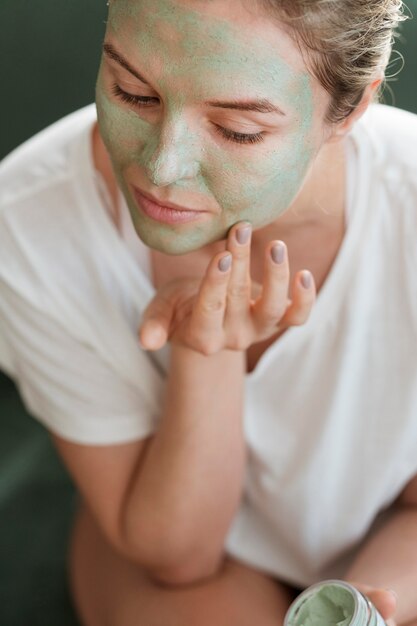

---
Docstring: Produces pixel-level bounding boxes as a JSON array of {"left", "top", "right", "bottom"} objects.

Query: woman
[{"left": 1, "top": 0, "right": 416, "bottom": 624}]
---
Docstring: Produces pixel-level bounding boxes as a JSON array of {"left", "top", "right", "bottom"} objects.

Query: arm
[
  {"left": 131, "top": 221, "right": 314, "bottom": 586},
  {"left": 53, "top": 221, "right": 314, "bottom": 590},
  {"left": 122, "top": 343, "right": 247, "bottom": 586},
  {"left": 344, "top": 477, "right": 417, "bottom": 626}
]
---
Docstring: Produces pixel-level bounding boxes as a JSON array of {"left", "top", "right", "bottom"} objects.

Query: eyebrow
[
  {"left": 205, "top": 98, "right": 284, "bottom": 115},
  {"left": 103, "top": 43, "right": 148, "bottom": 83},
  {"left": 103, "top": 42, "right": 285, "bottom": 116}
]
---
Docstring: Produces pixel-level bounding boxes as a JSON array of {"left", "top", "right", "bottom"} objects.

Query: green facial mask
[
  {"left": 291, "top": 585, "right": 355, "bottom": 626},
  {"left": 96, "top": 0, "right": 317, "bottom": 254}
]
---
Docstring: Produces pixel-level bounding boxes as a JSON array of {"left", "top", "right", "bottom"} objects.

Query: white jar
[{"left": 284, "top": 580, "right": 387, "bottom": 626}]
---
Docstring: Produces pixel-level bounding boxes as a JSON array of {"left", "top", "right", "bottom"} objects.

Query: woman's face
[{"left": 96, "top": 0, "right": 333, "bottom": 255}]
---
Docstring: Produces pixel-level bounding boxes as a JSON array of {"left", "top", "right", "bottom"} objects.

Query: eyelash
[{"left": 111, "top": 84, "right": 266, "bottom": 146}]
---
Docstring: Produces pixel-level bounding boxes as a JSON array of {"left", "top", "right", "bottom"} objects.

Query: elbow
[
  {"left": 147, "top": 553, "right": 225, "bottom": 588},
  {"left": 122, "top": 521, "right": 224, "bottom": 588},
  {"left": 120, "top": 509, "right": 226, "bottom": 588}
]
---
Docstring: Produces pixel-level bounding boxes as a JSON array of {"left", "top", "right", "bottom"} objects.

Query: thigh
[{"left": 68, "top": 503, "right": 297, "bottom": 626}]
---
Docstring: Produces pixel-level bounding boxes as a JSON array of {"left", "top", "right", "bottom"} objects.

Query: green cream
[
  {"left": 294, "top": 585, "right": 355, "bottom": 626},
  {"left": 96, "top": 0, "right": 318, "bottom": 255}
]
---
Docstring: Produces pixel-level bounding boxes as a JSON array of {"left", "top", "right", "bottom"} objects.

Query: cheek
[
  {"left": 207, "top": 132, "right": 315, "bottom": 227},
  {"left": 95, "top": 71, "right": 155, "bottom": 170}
]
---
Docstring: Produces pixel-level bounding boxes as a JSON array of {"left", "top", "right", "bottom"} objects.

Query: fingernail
[
  {"left": 236, "top": 225, "right": 251, "bottom": 245},
  {"left": 301, "top": 271, "right": 312, "bottom": 289},
  {"left": 271, "top": 242, "right": 285, "bottom": 264},
  {"left": 218, "top": 255, "right": 232, "bottom": 272}
]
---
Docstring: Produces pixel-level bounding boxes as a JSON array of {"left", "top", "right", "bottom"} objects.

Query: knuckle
[
  {"left": 201, "top": 298, "right": 224, "bottom": 314},
  {"left": 231, "top": 247, "right": 249, "bottom": 260},
  {"left": 199, "top": 340, "right": 219, "bottom": 356},
  {"left": 288, "top": 311, "right": 309, "bottom": 326},
  {"left": 186, "top": 330, "right": 220, "bottom": 356},
  {"left": 228, "top": 283, "right": 249, "bottom": 299},
  {"left": 142, "top": 314, "right": 164, "bottom": 331},
  {"left": 262, "top": 306, "right": 287, "bottom": 324},
  {"left": 148, "top": 299, "right": 171, "bottom": 320},
  {"left": 226, "top": 332, "right": 248, "bottom": 351},
  {"left": 203, "top": 343, "right": 219, "bottom": 356}
]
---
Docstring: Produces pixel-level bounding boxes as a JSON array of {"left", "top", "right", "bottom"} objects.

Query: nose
[{"left": 143, "top": 117, "right": 201, "bottom": 187}]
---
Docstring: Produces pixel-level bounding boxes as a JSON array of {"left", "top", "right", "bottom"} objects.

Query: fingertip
[
  {"left": 384, "top": 588, "right": 399, "bottom": 604},
  {"left": 139, "top": 321, "right": 166, "bottom": 351},
  {"left": 300, "top": 270, "right": 313, "bottom": 290},
  {"left": 270, "top": 241, "right": 286, "bottom": 265},
  {"left": 368, "top": 588, "right": 398, "bottom": 621},
  {"left": 218, "top": 254, "right": 232, "bottom": 273}
]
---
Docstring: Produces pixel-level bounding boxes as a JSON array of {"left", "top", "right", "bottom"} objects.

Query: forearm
[
  {"left": 124, "top": 343, "right": 247, "bottom": 582},
  {"left": 344, "top": 504, "right": 417, "bottom": 625}
]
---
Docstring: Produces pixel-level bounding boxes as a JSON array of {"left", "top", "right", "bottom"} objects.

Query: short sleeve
[{"left": 0, "top": 279, "right": 160, "bottom": 446}]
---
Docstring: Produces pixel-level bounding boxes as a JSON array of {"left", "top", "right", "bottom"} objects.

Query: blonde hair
[{"left": 258, "top": 0, "right": 409, "bottom": 123}]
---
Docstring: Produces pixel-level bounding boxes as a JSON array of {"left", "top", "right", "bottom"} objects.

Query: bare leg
[{"left": 68, "top": 503, "right": 298, "bottom": 626}]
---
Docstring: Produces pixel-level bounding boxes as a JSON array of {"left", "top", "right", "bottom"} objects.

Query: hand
[
  {"left": 347, "top": 581, "right": 398, "bottom": 626},
  {"left": 139, "top": 221, "right": 316, "bottom": 354}
]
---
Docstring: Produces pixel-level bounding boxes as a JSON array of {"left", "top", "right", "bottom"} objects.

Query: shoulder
[
  {"left": 355, "top": 103, "right": 417, "bottom": 176},
  {"left": 0, "top": 103, "right": 97, "bottom": 254},
  {"left": 358, "top": 106, "right": 417, "bottom": 328},
  {"left": 352, "top": 104, "right": 417, "bottom": 240},
  {"left": 0, "top": 105, "right": 99, "bottom": 306},
  {"left": 0, "top": 104, "right": 97, "bottom": 208}
]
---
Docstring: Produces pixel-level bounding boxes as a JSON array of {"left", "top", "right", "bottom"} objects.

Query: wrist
[{"left": 171, "top": 341, "right": 246, "bottom": 363}]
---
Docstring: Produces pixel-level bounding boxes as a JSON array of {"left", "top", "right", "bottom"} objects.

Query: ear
[{"left": 327, "top": 77, "right": 383, "bottom": 143}]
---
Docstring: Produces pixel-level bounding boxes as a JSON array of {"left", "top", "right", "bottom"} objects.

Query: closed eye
[
  {"left": 212, "top": 124, "right": 265, "bottom": 145},
  {"left": 111, "top": 84, "right": 266, "bottom": 145},
  {"left": 112, "top": 83, "right": 157, "bottom": 107}
]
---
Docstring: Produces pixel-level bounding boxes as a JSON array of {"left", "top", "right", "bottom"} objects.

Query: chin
[{"left": 132, "top": 227, "right": 203, "bottom": 256}]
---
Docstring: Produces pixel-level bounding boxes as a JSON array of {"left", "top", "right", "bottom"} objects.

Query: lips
[
  {"left": 133, "top": 186, "right": 201, "bottom": 213},
  {"left": 132, "top": 186, "right": 209, "bottom": 225}
]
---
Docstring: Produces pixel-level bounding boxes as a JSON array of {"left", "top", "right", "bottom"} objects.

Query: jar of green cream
[{"left": 284, "top": 580, "right": 387, "bottom": 626}]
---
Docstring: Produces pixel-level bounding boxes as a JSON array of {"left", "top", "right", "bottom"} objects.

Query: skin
[
  {"left": 95, "top": 0, "right": 336, "bottom": 256},
  {"left": 91, "top": 4, "right": 412, "bottom": 624}
]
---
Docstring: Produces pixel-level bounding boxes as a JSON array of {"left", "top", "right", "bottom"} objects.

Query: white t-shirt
[{"left": 1, "top": 103, "right": 416, "bottom": 588}]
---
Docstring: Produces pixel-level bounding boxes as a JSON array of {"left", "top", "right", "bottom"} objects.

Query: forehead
[{"left": 107, "top": 0, "right": 311, "bottom": 104}]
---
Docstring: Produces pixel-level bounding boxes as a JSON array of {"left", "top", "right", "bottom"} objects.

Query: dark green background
[{"left": 0, "top": 2, "right": 416, "bottom": 625}]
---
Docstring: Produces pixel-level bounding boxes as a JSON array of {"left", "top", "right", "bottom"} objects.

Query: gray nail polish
[
  {"left": 271, "top": 243, "right": 285, "bottom": 264},
  {"left": 219, "top": 255, "right": 232, "bottom": 272},
  {"left": 236, "top": 226, "right": 251, "bottom": 245},
  {"left": 301, "top": 271, "right": 312, "bottom": 289}
]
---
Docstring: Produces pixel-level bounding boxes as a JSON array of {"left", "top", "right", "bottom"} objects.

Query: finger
[
  {"left": 347, "top": 582, "right": 398, "bottom": 622},
  {"left": 224, "top": 222, "right": 252, "bottom": 321},
  {"left": 366, "top": 589, "right": 398, "bottom": 621},
  {"left": 188, "top": 251, "right": 232, "bottom": 348},
  {"left": 277, "top": 270, "right": 316, "bottom": 329},
  {"left": 252, "top": 240, "right": 290, "bottom": 328},
  {"left": 139, "top": 292, "right": 174, "bottom": 351}
]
